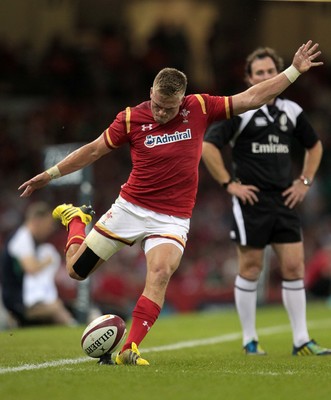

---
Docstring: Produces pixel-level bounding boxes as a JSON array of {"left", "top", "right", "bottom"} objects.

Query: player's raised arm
[
  {"left": 232, "top": 40, "right": 323, "bottom": 115},
  {"left": 18, "top": 134, "right": 111, "bottom": 198}
]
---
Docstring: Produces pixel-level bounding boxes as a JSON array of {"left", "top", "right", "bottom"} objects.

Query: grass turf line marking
[
  {"left": 0, "top": 357, "right": 91, "bottom": 374},
  {"left": 0, "top": 318, "right": 330, "bottom": 375},
  {"left": 142, "top": 319, "right": 331, "bottom": 353}
]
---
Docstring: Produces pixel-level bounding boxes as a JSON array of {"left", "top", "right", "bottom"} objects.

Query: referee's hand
[
  {"left": 282, "top": 179, "right": 309, "bottom": 209},
  {"left": 227, "top": 182, "right": 259, "bottom": 205}
]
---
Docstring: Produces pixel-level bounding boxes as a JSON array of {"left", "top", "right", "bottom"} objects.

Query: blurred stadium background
[{"left": 0, "top": 0, "right": 331, "bottom": 325}]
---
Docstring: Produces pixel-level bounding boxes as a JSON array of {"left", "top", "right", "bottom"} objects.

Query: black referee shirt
[{"left": 204, "top": 97, "right": 319, "bottom": 191}]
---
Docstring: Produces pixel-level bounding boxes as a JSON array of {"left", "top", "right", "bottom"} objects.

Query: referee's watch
[
  {"left": 222, "top": 178, "right": 240, "bottom": 190},
  {"left": 300, "top": 175, "right": 312, "bottom": 187}
]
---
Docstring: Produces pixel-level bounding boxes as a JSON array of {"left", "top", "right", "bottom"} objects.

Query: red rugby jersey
[{"left": 103, "top": 94, "right": 232, "bottom": 218}]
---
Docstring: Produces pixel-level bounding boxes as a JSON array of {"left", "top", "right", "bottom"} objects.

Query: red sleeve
[
  {"left": 196, "top": 94, "right": 233, "bottom": 123},
  {"left": 103, "top": 108, "right": 131, "bottom": 149}
]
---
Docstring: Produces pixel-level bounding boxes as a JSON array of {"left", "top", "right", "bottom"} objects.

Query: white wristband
[
  {"left": 283, "top": 65, "right": 301, "bottom": 83},
  {"left": 46, "top": 165, "right": 61, "bottom": 179}
]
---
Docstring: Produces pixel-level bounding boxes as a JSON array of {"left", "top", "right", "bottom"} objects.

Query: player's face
[
  {"left": 34, "top": 215, "right": 56, "bottom": 241},
  {"left": 150, "top": 89, "right": 184, "bottom": 124},
  {"left": 248, "top": 56, "right": 278, "bottom": 86}
]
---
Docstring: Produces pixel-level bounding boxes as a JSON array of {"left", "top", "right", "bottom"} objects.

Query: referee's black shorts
[{"left": 230, "top": 191, "right": 302, "bottom": 248}]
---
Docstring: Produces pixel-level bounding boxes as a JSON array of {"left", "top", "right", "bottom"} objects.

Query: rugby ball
[{"left": 81, "top": 314, "right": 127, "bottom": 358}]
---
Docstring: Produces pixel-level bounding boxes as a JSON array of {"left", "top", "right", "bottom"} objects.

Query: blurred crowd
[{"left": 1, "top": 22, "right": 331, "bottom": 322}]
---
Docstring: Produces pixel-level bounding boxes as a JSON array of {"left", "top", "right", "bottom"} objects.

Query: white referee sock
[
  {"left": 234, "top": 275, "right": 259, "bottom": 346},
  {"left": 282, "top": 279, "right": 310, "bottom": 347}
]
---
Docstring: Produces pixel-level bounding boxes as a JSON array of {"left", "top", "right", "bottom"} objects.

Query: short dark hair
[
  {"left": 244, "top": 47, "right": 284, "bottom": 83},
  {"left": 153, "top": 68, "right": 187, "bottom": 97},
  {"left": 25, "top": 201, "right": 52, "bottom": 221}
]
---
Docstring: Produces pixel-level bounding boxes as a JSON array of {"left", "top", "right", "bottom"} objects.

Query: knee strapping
[{"left": 72, "top": 247, "right": 100, "bottom": 279}]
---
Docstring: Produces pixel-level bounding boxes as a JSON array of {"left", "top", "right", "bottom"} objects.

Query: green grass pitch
[{"left": 1, "top": 301, "right": 331, "bottom": 400}]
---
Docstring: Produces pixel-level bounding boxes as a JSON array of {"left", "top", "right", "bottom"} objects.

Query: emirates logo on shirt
[
  {"left": 251, "top": 134, "right": 289, "bottom": 154},
  {"left": 144, "top": 129, "right": 192, "bottom": 148}
]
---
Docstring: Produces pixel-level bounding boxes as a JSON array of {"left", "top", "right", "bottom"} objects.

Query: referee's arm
[
  {"left": 201, "top": 142, "right": 231, "bottom": 186},
  {"left": 283, "top": 140, "right": 323, "bottom": 208},
  {"left": 301, "top": 140, "right": 323, "bottom": 184},
  {"left": 202, "top": 141, "right": 259, "bottom": 205}
]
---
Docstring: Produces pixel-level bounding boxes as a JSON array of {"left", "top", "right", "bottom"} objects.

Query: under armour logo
[
  {"left": 142, "top": 124, "right": 153, "bottom": 131},
  {"left": 143, "top": 321, "right": 151, "bottom": 331}
]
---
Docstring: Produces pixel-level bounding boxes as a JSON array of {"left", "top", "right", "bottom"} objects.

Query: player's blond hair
[{"left": 153, "top": 68, "right": 187, "bottom": 97}]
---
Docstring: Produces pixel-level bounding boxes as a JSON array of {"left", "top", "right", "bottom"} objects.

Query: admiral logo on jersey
[
  {"left": 251, "top": 134, "right": 289, "bottom": 154},
  {"left": 144, "top": 128, "right": 192, "bottom": 148}
]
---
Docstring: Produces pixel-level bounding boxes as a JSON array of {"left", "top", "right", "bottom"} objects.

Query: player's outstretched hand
[
  {"left": 18, "top": 172, "right": 51, "bottom": 198},
  {"left": 292, "top": 40, "right": 323, "bottom": 73}
]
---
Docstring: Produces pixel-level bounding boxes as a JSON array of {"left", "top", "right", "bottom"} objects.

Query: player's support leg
[{"left": 115, "top": 242, "right": 182, "bottom": 365}]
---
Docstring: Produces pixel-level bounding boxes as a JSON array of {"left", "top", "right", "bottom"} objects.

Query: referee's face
[{"left": 248, "top": 56, "right": 278, "bottom": 86}]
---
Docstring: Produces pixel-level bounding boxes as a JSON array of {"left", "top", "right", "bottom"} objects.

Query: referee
[{"left": 202, "top": 47, "right": 330, "bottom": 356}]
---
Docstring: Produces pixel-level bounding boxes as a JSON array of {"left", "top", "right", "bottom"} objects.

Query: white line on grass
[
  {"left": 0, "top": 356, "right": 92, "bottom": 374},
  {"left": 142, "top": 319, "right": 331, "bottom": 353},
  {"left": 0, "top": 318, "right": 330, "bottom": 375}
]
